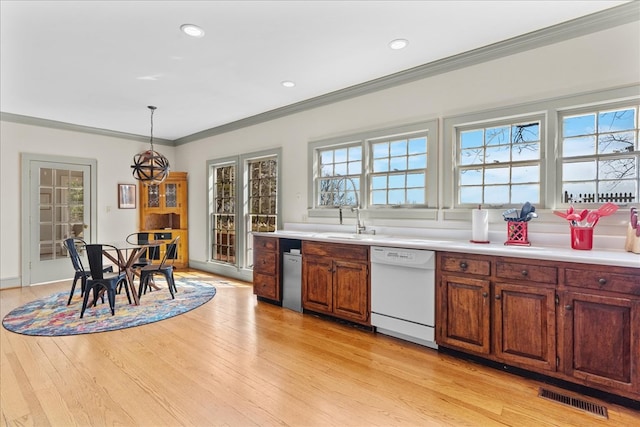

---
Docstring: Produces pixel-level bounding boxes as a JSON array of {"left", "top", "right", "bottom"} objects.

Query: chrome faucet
[
  {"left": 337, "top": 174, "right": 368, "bottom": 234},
  {"left": 351, "top": 206, "right": 367, "bottom": 234}
]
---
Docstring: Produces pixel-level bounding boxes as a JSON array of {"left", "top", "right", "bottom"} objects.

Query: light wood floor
[{"left": 1, "top": 269, "right": 639, "bottom": 427}]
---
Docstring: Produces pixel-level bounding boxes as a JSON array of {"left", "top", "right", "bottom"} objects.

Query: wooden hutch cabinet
[{"left": 138, "top": 171, "right": 188, "bottom": 268}]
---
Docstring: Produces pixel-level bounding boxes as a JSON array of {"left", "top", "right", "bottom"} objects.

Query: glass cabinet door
[
  {"left": 147, "top": 184, "right": 160, "bottom": 208},
  {"left": 165, "top": 183, "right": 177, "bottom": 208}
]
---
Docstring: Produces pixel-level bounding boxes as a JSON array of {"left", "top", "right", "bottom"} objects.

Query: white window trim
[
  {"left": 368, "top": 129, "right": 432, "bottom": 208},
  {"left": 557, "top": 100, "right": 640, "bottom": 207},
  {"left": 206, "top": 148, "right": 282, "bottom": 276},
  {"left": 442, "top": 85, "right": 640, "bottom": 221},
  {"left": 308, "top": 120, "right": 438, "bottom": 221},
  {"left": 453, "top": 113, "right": 546, "bottom": 209}
]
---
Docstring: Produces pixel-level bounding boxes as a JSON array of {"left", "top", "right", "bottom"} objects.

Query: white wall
[
  {"left": 1, "top": 20, "right": 638, "bottom": 285},
  {"left": 0, "top": 122, "right": 175, "bottom": 286},
  {"left": 177, "top": 22, "right": 640, "bottom": 265}
]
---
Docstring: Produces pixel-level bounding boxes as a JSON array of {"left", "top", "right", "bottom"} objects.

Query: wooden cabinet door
[
  {"left": 302, "top": 256, "right": 333, "bottom": 315},
  {"left": 437, "top": 274, "right": 491, "bottom": 354},
  {"left": 560, "top": 291, "right": 640, "bottom": 396},
  {"left": 494, "top": 282, "right": 556, "bottom": 371},
  {"left": 333, "top": 260, "right": 369, "bottom": 323},
  {"left": 167, "top": 230, "right": 188, "bottom": 268}
]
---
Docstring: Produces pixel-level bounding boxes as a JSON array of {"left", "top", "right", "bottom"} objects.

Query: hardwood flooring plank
[{"left": 1, "top": 270, "right": 639, "bottom": 426}]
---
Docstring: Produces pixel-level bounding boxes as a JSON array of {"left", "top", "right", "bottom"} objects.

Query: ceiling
[{"left": 0, "top": 1, "right": 630, "bottom": 142}]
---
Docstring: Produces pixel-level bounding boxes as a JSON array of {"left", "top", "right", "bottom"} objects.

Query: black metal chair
[
  {"left": 63, "top": 237, "right": 112, "bottom": 305},
  {"left": 125, "top": 232, "right": 161, "bottom": 268},
  {"left": 81, "top": 244, "right": 131, "bottom": 318},
  {"left": 138, "top": 236, "right": 180, "bottom": 300}
]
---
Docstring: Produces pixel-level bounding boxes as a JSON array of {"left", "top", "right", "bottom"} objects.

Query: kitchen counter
[{"left": 255, "top": 229, "right": 640, "bottom": 269}]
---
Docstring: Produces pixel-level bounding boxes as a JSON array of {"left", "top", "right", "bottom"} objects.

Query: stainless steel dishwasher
[
  {"left": 370, "top": 246, "right": 437, "bottom": 349},
  {"left": 282, "top": 252, "right": 302, "bottom": 312}
]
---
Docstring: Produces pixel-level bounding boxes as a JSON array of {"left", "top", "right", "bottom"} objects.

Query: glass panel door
[
  {"left": 29, "top": 161, "right": 91, "bottom": 284},
  {"left": 39, "top": 168, "right": 86, "bottom": 260}
]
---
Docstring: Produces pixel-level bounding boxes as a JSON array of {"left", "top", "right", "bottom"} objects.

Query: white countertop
[{"left": 255, "top": 229, "right": 640, "bottom": 269}]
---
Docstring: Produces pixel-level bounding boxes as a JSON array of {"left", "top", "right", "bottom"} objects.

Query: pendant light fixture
[{"left": 131, "top": 105, "right": 170, "bottom": 185}]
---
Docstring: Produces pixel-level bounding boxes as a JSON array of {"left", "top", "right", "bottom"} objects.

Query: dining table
[{"left": 101, "top": 240, "right": 162, "bottom": 305}]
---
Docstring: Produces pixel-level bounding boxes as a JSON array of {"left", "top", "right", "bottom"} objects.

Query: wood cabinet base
[
  {"left": 439, "top": 346, "right": 640, "bottom": 409},
  {"left": 436, "top": 251, "right": 640, "bottom": 402},
  {"left": 302, "top": 241, "right": 370, "bottom": 326}
]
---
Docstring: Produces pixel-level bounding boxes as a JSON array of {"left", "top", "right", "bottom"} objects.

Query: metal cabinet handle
[
  {"left": 495, "top": 295, "right": 501, "bottom": 300},
  {"left": 598, "top": 278, "right": 607, "bottom": 286},
  {"left": 521, "top": 270, "right": 528, "bottom": 277},
  {"left": 459, "top": 262, "right": 468, "bottom": 269},
  {"left": 482, "top": 292, "right": 488, "bottom": 298},
  {"left": 565, "top": 305, "right": 573, "bottom": 310}
]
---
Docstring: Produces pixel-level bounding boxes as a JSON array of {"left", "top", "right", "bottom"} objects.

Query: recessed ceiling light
[
  {"left": 281, "top": 81, "right": 296, "bottom": 88},
  {"left": 389, "top": 39, "right": 409, "bottom": 50},
  {"left": 180, "top": 24, "right": 205, "bottom": 38}
]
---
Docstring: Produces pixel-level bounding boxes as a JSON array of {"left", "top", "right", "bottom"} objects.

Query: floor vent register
[{"left": 538, "top": 388, "right": 608, "bottom": 419}]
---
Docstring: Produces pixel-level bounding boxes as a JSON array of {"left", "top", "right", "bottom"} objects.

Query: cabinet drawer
[
  {"left": 441, "top": 255, "right": 490, "bottom": 276},
  {"left": 253, "top": 273, "right": 279, "bottom": 300},
  {"left": 565, "top": 269, "right": 640, "bottom": 296},
  {"left": 496, "top": 261, "right": 557, "bottom": 285},
  {"left": 254, "top": 251, "right": 277, "bottom": 275},
  {"left": 254, "top": 236, "right": 278, "bottom": 251},
  {"left": 303, "top": 241, "right": 368, "bottom": 261}
]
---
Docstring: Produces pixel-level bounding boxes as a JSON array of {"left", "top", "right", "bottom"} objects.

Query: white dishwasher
[{"left": 370, "top": 246, "right": 437, "bottom": 349}]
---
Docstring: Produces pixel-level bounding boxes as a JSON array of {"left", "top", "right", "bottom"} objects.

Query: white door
[{"left": 23, "top": 156, "right": 94, "bottom": 285}]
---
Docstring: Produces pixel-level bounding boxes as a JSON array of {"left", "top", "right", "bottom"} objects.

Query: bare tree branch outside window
[
  {"left": 562, "top": 106, "right": 638, "bottom": 203},
  {"left": 458, "top": 121, "right": 541, "bottom": 205}
]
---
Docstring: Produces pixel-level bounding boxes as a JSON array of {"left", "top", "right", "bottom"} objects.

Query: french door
[{"left": 22, "top": 154, "right": 96, "bottom": 285}]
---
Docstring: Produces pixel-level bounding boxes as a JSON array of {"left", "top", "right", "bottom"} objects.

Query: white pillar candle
[{"left": 472, "top": 206, "right": 489, "bottom": 243}]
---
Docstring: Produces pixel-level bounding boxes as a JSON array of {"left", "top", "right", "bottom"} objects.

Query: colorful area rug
[{"left": 2, "top": 280, "right": 217, "bottom": 336}]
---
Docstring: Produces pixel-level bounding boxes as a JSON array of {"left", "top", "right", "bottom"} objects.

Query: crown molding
[
  {"left": 0, "top": 112, "right": 174, "bottom": 146},
  {"left": 174, "top": 2, "right": 639, "bottom": 146},
  {"left": 2, "top": 2, "right": 637, "bottom": 147}
]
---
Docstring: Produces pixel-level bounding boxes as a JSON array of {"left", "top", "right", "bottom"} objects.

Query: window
[
  {"left": 456, "top": 118, "right": 542, "bottom": 206},
  {"left": 245, "top": 156, "right": 278, "bottom": 268},
  {"left": 207, "top": 149, "right": 281, "bottom": 279},
  {"left": 317, "top": 144, "right": 362, "bottom": 207},
  {"left": 247, "top": 158, "right": 278, "bottom": 231},
  {"left": 309, "top": 120, "right": 437, "bottom": 217},
  {"left": 370, "top": 133, "right": 428, "bottom": 206},
  {"left": 561, "top": 105, "right": 639, "bottom": 204},
  {"left": 211, "top": 163, "right": 236, "bottom": 264}
]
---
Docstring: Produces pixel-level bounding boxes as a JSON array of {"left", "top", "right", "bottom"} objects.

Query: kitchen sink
[{"left": 312, "top": 232, "right": 387, "bottom": 241}]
